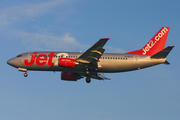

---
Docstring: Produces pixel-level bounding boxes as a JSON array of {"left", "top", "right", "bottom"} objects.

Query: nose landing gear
[
  {"left": 24, "top": 72, "right": 28, "bottom": 77},
  {"left": 86, "top": 77, "right": 91, "bottom": 83},
  {"left": 18, "top": 68, "right": 28, "bottom": 77}
]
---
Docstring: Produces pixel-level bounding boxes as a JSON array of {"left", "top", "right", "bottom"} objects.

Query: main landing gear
[
  {"left": 85, "top": 68, "right": 91, "bottom": 83},
  {"left": 86, "top": 77, "right": 91, "bottom": 83},
  {"left": 24, "top": 72, "right": 28, "bottom": 77}
]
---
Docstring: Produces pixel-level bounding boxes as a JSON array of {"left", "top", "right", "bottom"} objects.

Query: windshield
[{"left": 16, "top": 55, "right": 22, "bottom": 57}]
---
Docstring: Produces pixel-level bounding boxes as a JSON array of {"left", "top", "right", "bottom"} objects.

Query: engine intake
[{"left": 61, "top": 72, "right": 80, "bottom": 81}]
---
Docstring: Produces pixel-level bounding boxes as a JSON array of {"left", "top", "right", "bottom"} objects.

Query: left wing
[
  {"left": 79, "top": 72, "right": 110, "bottom": 80},
  {"left": 90, "top": 73, "right": 111, "bottom": 80},
  {"left": 76, "top": 38, "right": 110, "bottom": 63}
]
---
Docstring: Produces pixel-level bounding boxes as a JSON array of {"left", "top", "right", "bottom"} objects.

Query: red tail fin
[{"left": 126, "top": 27, "right": 170, "bottom": 56}]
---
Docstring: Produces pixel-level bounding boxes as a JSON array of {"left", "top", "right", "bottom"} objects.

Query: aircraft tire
[
  {"left": 24, "top": 72, "right": 28, "bottom": 77},
  {"left": 86, "top": 77, "right": 91, "bottom": 83}
]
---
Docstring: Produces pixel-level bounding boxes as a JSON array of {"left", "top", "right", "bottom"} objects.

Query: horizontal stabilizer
[
  {"left": 163, "top": 60, "right": 170, "bottom": 65},
  {"left": 150, "top": 46, "right": 174, "bottom": 59}
]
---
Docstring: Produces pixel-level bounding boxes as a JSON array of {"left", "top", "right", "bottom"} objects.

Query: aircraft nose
[
  {"left": 7, "top": 59, "right": 13, "bottom": 65},
  {"left": 7, "top": 59, "right": 16, "bottom": 67}
]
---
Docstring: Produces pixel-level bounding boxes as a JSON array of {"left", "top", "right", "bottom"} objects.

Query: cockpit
[{"left": 16, "top": 54, "right": 22, "bottom": 57}]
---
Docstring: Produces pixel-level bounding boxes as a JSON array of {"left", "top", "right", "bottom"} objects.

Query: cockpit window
[{"left": 17, "top": 55, "right": 22, "bottom": 57}]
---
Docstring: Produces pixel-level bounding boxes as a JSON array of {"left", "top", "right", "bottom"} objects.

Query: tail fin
[{"left": 126, "top": 27, "right": 170, "bottom": 56}]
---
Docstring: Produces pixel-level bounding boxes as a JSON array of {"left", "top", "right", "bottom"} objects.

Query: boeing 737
[{"left": 7, "top": 27, "right": 174, "bottom": 83}]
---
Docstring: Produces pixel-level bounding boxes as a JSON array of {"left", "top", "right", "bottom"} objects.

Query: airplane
[{"left": 7, "top": 27, "right": 174, "bottom": 83}]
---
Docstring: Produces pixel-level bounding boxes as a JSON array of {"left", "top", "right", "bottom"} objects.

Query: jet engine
[
  {"left": 59, "top": 58, "right": 75, "bottom": 68},
  {"left": 61, "top": 72, "right": 81, "bottom": 81}
]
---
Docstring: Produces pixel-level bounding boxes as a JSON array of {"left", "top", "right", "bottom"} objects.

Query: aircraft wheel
[
  {"left": 24, "top": 72, "right": 28, "bottom": 77},
  {"left": 86, "top": 70, "right": 89, "bottom": 75},
  {"left": 86, "top": 77, "right": 91, "bottom": 83}
]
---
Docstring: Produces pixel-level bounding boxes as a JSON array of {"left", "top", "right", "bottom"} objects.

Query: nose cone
[
  {"left": 7, "top": 59, "right": 16, "bottom": 67},
  {"left": 7, "top": 59, "right": 12, "bottom": 65}
]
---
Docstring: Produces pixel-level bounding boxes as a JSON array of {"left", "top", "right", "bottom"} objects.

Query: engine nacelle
[
  {"left": 59, "top": 58, "right": 75, "bottom": 68},
  {"left": 61, "top": 72, "right": 79, "bottom": 81}
]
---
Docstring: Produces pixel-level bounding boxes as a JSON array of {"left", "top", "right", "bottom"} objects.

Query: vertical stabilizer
[{"left": 126, "top": 27, "right": 170, "bottom": 56}]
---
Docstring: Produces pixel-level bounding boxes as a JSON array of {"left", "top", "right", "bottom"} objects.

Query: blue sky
[{"left": 1, "top": 0, "right": 180, "bottom": 120}]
